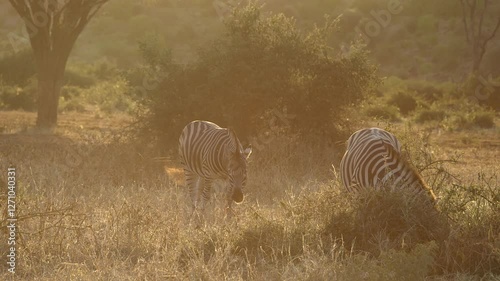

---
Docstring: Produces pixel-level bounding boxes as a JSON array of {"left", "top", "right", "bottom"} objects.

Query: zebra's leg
[
  {"left": 200, "top": 178, "right": 213, "bottom": 211},
  {"left": 184, "top": 169, "right": 200, "bottom": 216},
  {"left": 225, "top": 186, "right": 235, "bottom": 219}
]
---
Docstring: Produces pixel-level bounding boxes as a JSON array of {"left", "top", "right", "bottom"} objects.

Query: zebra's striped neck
[{"left": 383, "top": 142, "right": 436, "bottom": 202}]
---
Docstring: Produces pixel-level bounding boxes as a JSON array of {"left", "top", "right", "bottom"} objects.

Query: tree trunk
[
  {"left": 33, "top": 41, "right": 69, "bottom": 129},
  {"left": 36, "top": 64, "right": 64, "bottom": 128}
]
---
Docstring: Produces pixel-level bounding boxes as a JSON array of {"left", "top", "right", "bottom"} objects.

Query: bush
[
  {"left": 472, "top": 111, "right": 495, "bottom": 128},
  {"left": 387, "top": 91, "right": 418, "bottom": 115},
  {"left": 414, "top": 108, "right": 446, "bottom": 123},
  {"left": 227, "top": 179, "right": 447, "bottom": 273},
  {"left": 287, "top": 183, "right": 448, "bottom": 258},
  {"left": 0, "top": 78, "right": 37, "bottom": 111},
  {"left": 58, "top": 97, "right": 86, "bottom": 113},
  {"left": 129, "top": 3, "right": 379, "bottom": 148},
  {"left": 441, "top": 107, "right": 496, "bottom": 130},
  {"left": 439, "top": 174, "right": 500, "bottom": 275},
  {"left": 364, "top": 104, "right": 401, "bottom": 122},
  {"left": 58, "top": 79, "right": 134, "bottom": 114},
  {"left": 60, "top": 85, "right": 84, "bottom": 100},
  {"left": 0, "top": 48, "right": 36, "bottom": 86},
  {"left": 462, "top": 74, "right": 500, "bottom": 111},
  {"left": 65, "top": 60, "right": 119, "bottom": 85},
  {"left": 58, "top": 86, "right": 86, "bottom": 112},
  {"left": 406, "top": 79, "right": 446, "bottom": 103},
  {"left": 0, "top": 86, "right": 35, "bottom": 111},
  {"left": 84, "top": 78, "right": 134, "bottom": 114},
  {"left": 335, "top": 190, "right": 446, "bottom": 255},
  {"left": 64, "top": 69, "right": 97, "bottom": 88}
]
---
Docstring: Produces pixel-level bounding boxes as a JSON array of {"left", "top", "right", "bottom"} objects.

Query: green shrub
[
  {"left": 60, "top": 85, "right": 84, "bottom": 100},
  {"left": 0, "top": 48, "right": 36, "bottom": 86},
  {"left": 84, "top": 79, "right": 134, "bottom": 114},
  {"left": 129, "top": 3, "right": 379, "bottom": 147},
  {"left": 364, "top": 104, "right": 401, "bottom": 122},
  {"left": 91, "top": 60, "right": 118, "bottom": 80},
  {"left": 441, "top": 108, "right": 496, "bottom": 130},
  {"left": 472, "top": 111, "right": 495, "bottom": 128},
  {"left": 64, "top": 69, "right": 97, "bottom": 88},
  {"left": 382, "top": 76, "right": 407, "bottom": 92},
  {"left": 58, "top": 86, "right": 86, "bottom": 112},
  {"left": 414, "top": 108, "right": 446, "bottom": 123},
  {"left": 58, "top": 79, "right": 134, "bottom": 113},
  {"left": 387, "top": 91, "right": 418, "bottom": 115},
  {"left": 0, "top": 78, "right": 37, "bottom": 111},
  {"left": 58, "top": 97, "right": 86, "bottom": 113},
  {"left": 445, "top": 114, "right": 470, "bottom": 130},
  {"left": 66, "top": 60, "right": 119, "bottom": 83},
  {"left": 462, "top": 74, "right": 500, "bottom": 111},
  {"left": 0, "top": 85, "right": 26, "bottom": 110},
  {"left": 406, "top": 80, "right": 446, "bottom": 102}
]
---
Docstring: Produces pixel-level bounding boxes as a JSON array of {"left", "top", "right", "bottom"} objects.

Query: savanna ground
[{"left": 0, "top": 110, "right": 498, "bottom": 280}]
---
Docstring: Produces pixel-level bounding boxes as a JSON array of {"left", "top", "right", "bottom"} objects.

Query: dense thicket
[{"left": 128, "top": 4, "right": 379, "bottom": 148}]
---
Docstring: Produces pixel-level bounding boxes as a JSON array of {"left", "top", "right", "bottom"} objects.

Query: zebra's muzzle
[{"left": 232, "top": 189, "right": 243, "bottom": 203}]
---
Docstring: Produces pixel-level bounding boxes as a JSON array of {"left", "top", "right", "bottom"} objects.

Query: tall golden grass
[{"left": 0, "top": 113, "right": 499, "bottom": 280}]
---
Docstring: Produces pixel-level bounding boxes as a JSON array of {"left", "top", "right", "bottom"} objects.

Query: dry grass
[{"left": 0, "top": 111, "right": 499, "bottom": 280}]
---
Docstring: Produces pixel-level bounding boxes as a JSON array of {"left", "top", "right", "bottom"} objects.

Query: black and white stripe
[
  {"left": 340, "top": 128, "right": 436, "bottom": 201},
  {"left": 179, "top": 121, "right": 252, "bottom": 213}
]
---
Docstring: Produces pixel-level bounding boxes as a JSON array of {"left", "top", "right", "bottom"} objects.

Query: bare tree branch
[
  {"left": 477, "top": 17, "right": 500, "bottom": 67},
  {"left": 478, "top": 0, "right": 486, "bottom": 40},
  {"left": 461, "top": 0, "right": 471, "bottom": 42},
  {"left": 469, "top": 0, "right": 477, "bottom": 42},
  {"left": 460, "top": 0, "right": 500, "bottom": 72},
  {"left": 484, "top": 17, "right": 500, "bottom": 43}
]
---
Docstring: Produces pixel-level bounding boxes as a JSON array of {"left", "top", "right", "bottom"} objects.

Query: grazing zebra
[
  {"left": 179, "top": 121, "right": 252, "bottom": 216},
  {"left": 339, "top": 128, "right": 436, "bottom": 201}
]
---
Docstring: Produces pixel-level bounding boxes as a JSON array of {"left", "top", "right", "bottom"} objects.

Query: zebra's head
[
  {"left": 383, "top": 142, "right": 437, "bottom": 204},
  {"left": 227, "top": 129, "right": 252, "bottom": 203}
]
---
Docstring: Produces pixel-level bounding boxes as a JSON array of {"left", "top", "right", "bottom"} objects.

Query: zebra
[
  {"left": 339, "top": 128, "right": 436, "bottom": 201},
  {"left": 179, "top": 120, "right": 252, "bottom": 217}
]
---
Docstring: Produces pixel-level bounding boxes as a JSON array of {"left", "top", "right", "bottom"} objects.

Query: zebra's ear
[{"left": 243, "top": 144, "right": 252, "bottom": 159}]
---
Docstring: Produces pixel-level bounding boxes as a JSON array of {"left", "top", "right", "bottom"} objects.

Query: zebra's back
[
  {"left": 340, "top": 128, "right": 436, "bottom": 201},
  {"left": 179, "top": 120, "right": 230, "bottom": 179}
]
